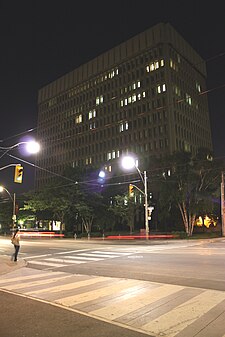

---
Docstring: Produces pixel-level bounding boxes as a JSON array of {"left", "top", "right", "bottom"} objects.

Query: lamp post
[
  {"left": 121, "top": 156, "right": 149, "bottom": 239},
  {"left": 0, "top": 186, "right": 16, "bottom": 228}
]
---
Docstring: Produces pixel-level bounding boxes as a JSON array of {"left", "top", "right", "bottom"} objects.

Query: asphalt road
[
  {"left": 0, "top": 290, "right": 148, "bottom": 337},
  {"left": 2, "top": 236, "right": 225, "bottom": 290},
  {"left": 1, "top": 237, "right": 225, "bottom": 337}
]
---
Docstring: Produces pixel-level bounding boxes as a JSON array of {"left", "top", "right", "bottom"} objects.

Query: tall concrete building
[{"left": 36, "top": 22, "right": 212, "bottom": 189}]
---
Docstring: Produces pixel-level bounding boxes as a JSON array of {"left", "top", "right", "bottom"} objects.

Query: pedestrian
[{"left": 11, "top": 228, "right": 20, "bottom": 262}]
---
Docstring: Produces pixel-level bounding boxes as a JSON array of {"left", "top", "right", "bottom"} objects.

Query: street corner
[{"left": 0, "top": 255, "right": 27, "bottom": 275}]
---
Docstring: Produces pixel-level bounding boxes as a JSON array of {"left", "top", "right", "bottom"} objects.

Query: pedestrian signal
[
  {"left": 129, "top": 184, "right": 134, "bottom": 197},
  {"left": 14, "top": 165, "right": 23, "bottom": 183}
]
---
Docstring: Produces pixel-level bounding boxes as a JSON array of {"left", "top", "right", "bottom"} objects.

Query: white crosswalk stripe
[
  {"left": 25, "top": 249, "right": 134, "bottom": 269},
  {"left": 1, "top": 268, "right": 225, "bottom": 337}
]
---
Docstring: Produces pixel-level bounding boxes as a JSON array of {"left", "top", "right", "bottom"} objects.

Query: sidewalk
[{"left": 0, "top": 255, "right": 26, "bottom": 276}]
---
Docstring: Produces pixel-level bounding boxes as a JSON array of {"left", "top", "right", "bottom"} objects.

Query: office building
[{"left": 36, "top": 22, "right": 212, "bottom": 189}]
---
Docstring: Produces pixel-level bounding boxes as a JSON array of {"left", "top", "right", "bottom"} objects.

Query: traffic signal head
[
  {"left": 14, "top": 165, "right": 23, "bottom": 184},
  {"left": 129, "top": 184, "right": 134, "bottom": 197}
]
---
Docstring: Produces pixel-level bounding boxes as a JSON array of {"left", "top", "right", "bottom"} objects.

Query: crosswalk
[
  {"left": 24, "top": 249, "right": 133, "bottom": 269},
  {"left": 1, "top": 267, "right": 225, "bottom": 336}
]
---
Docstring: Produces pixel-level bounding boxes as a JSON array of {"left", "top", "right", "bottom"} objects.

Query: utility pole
[
  {"left": 144, "top": 170, "right": 149, "bottom": 239},
  {"left": 221, "top": 172, "right": 225, "bottom": 236},
  {"left": 13, "top": 193, "right": 16, "bottom": 228}
]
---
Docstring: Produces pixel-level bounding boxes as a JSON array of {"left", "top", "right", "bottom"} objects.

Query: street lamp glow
[
  {"left": 25, "top": 141, "right": 40, "bottom": 154},
  {"left": 121, "top": 156, "right": 136, "bottom": 170},
  {"left": 98, "top": 170, "right": 106, "bottom": 178},
  {"left": 0, "top": 186, "right": 4, "bottom": 193}
]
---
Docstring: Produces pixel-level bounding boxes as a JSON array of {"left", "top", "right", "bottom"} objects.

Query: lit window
[
  {"left": 107, "top": 152, "right": 112, "bottom": 160},
  {"left": 137, "top": 81, "right": 141, "bottom": 87},
  {"left": 186, "top": 93, "right": 192, "bottom": 105},
  {"left": 160, "top": 59, "right": 164, "bottom": 67},
  {"left": 138, "top": 93, "right": 141, "bottom": 100},
  {"left": 128, "top": 96, "right": 132, "bottom": 103},
  {"left": 146, "top": 65, "right": 150, "bottom": 72},
  {"left": 88, "top": 110, "right": 96, "bottom": 119},
  {"left": 96, "top": 95, "right": 103, "bottom": 105},
  {"left": 196, "top": 82, "right": 201, "bottom": 92},
  {"left": 125, "top": 122, "right": 129, "bottom": 130},
  {"left": 125, "top": 98, "right": 128, "bottom": 106},
  {"left": 157, "top": 85, "right": 161, "bottom": 94},
  {"left": 150, "top": 63, "right": 155, "bottom": 71},
  {"left": 132, "top": 94, "right": 136, "bottom": 102},
  {"left": 133, "top": 83, "right": 136, "bottom": 89},
  {"left": 142, "top": 91, "right": 146, "bottom": 98},
  {"left": 75, "top": 114, "right": 82, "bottom": 124},
  {"left": 120, "top": 100, "right": 124, "bottom": 107},
  {"left": 89, "top": 122, "right": 96, "bottom": 129},
  {"left": 155, "top": 61, "right": 159, "bottom": 69},
  {"left": 119, "top": 123, "right": 124, "bottom": 132},
  {"left": 162, "top": 84, "right": 166, "bottom": 92},
  {"left": 117, "top": 150, "right": 120, "bottom": 157},
  {"left": 112, "top": 150, "right": 116, "bottom": 159}
]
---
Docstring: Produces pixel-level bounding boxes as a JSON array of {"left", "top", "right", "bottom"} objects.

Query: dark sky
[{"left": 0, "top": 0, "right": 225, "bottom": 193}]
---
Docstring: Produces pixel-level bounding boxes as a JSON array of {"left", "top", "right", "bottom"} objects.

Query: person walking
[{"left": 11, "top": 229, "right": 20, "bottom": 262}]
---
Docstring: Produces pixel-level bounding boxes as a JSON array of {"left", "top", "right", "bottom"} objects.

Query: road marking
[
  {"left": 77, "top": 253, "right": 122, "bottom": 258},
  {"left": 25, "top": 254, "right": 52, "bottom": 260},
  {"left": 55, "top": 279, "right": 142, "bottom": 306},
  {"left": 26, "top": 276, "right": 112, "bottom": 295},
  {"left": 1, "top": 269, "right": 225, "bottom": 336},
  {"left": 0, "top": 271, "right": 66, "bottom": 284},
  {"left": 25, "top": 250, "right": 134, "bottom": 269},
  {"left": 45, "top": 258, "right": 87, "bottom": 264},
  {"left": 141, "top": 290, "right": 225, "bottom": 336},
  {"left": 28, "top": 261, "right": 65, "bottom": 268},
  {"left": 56, "top": 249, "right": 91, "bottom": 255},
  {"left": 66, "top": 256, "right": 104, "bottom": 261},
  {"left": 2, "top": 273, "right": 73, "bottom": 290},
  {"left": 90, "top": 283, "right": 183, "bottom": 320},
  {"left": 92, "top": 251, "right": 131, "bottom": 255}
]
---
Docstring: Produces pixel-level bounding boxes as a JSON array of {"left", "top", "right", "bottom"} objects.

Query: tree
[
  {"left": 24, "top": 180, "right": 80, "bottom": 233},
  {"left": 75, "top": 191, "right": 106, "bottom": 235},
  {"left": 24, "top": 166, "right": 108, "bottom": 236},
  {"left": 157, "top": 149, "right": 223, "bottom": 236},
  {"left": 109, "top": 193, "right": 138, "bottom": 233},
  {"left": 0, "top": 201, "right": 12, "bottom": 233}
]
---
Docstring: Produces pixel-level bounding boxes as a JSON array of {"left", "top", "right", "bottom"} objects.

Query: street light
[
  {"left": 0, "top": 186, "right": 16, "bottom": 228},
  {"left": 121, "top": 156, "right": 149, "bottom": 239},
  {"left": 0, "top": 140, "right": 40, "bottom": 159}
]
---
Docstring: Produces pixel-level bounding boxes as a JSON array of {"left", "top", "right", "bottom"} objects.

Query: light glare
[
  {"left": 122, "top": 156, "right": 136, "bottom": 170},
  {"left": 26, "top": 141, "right": 40, "bottom": 154}
]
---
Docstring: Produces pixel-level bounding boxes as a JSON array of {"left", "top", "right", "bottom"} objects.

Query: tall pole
[
  {"left": 221, "top": 172, "right": 225, "bottom": 237},
  {"left": 144, "top": 170, "right": 149, "bottom": 239},
  {"left": 13, "top": 192, "right": 16, "bottom": 228}
]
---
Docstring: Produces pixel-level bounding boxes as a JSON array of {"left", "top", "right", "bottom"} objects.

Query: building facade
[{"left": 36, "top": 22, "right": 212, "bottom": 189}]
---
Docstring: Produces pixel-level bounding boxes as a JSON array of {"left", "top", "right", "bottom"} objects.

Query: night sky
[{"left": 0, "top": 0, "right": 225, "bottom": 193}]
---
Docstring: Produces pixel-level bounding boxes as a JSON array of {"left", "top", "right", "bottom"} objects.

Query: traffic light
[
  {"left": 129, "top": 184, "right": 134, "bottom": 197},
  {"left": 147, "top": 206, "right": 154, "bottom": 220},
  {"left": 14, "top": 165, "right": 23, "bottom": 183}
]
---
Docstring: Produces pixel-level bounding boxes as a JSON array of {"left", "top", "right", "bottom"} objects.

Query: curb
[{"left": 0, "top": 256, "right": 27, "bottom": 276}]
